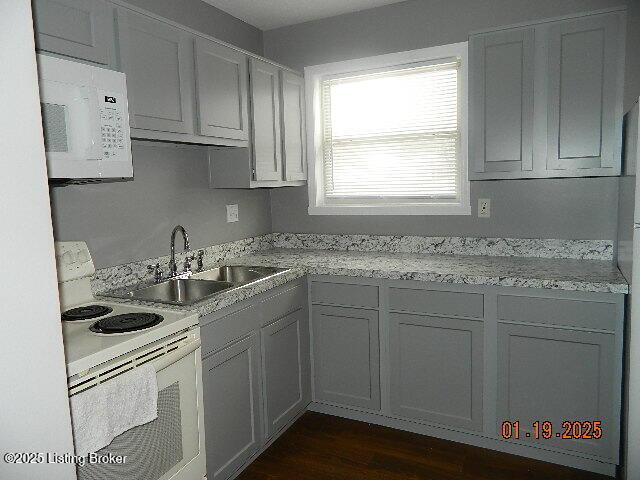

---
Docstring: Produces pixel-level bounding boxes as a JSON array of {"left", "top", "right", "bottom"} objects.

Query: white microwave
[{"left": 37, "top": 54, "right": 133, "bottom": 182}]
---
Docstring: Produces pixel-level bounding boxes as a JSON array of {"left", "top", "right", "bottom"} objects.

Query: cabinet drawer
[
  {"left": 497, "top": 295, "right": 617, "bottom": 330},
  {"left": 201, "top": 304, "right": 259, "bottom": 356},
  {"left": 311, "top": 281, "right": 378, "bottom": 308},
  {"left": 260, "top": 282, "right": 305, "bottom": 326},
  {"left": 389, "top": 287, "right": 484, "bottom": 318}
]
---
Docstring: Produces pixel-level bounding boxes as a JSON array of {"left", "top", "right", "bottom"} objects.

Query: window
[{"left": 305, "top": 42, "right": 469, "bottom": 215}]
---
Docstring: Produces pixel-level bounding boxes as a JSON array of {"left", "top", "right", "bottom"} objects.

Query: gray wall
[
  {"left": 264, "top": 0, "right": 640, "bottom": 240},
  {"left": 271, "top": 177, "right": 619, "bottom": 239},
  {"left": 124, "top": 0, "right": 263, "bottom": 54},
  {"left": 50, "top": 142, "right": 272, "bottom": 269}
]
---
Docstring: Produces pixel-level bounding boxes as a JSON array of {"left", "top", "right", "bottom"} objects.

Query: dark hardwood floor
[{"left": 237, "top": 412, "right": 610, "bottom": 480}]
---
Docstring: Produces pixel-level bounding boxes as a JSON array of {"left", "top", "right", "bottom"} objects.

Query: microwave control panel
[{"left": 99, "top": 91, "right": 127, "bottom": 160}]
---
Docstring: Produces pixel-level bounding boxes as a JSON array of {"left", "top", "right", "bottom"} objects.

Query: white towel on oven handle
[{"left": 69, "top": 363, "right": 158, "bottom": 457}]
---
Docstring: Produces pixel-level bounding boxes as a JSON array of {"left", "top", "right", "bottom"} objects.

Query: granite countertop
[
  {"left": 98, "top": 267, "right": 307, "bottom": 317},
  {"left": 98, "top": 248, "right": 628, "bottom": 317},
  {"left": 228, "top": 249, "right": 628, "bottom": 294}
]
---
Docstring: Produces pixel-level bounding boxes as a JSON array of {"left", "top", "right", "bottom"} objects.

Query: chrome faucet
[{"left": 169, "top": 225, "right": 191, "bottom": 277}]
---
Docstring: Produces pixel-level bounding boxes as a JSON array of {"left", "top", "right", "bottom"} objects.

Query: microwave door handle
[{"left": 81, "top": 87, "right": 103, "bottom": 160}]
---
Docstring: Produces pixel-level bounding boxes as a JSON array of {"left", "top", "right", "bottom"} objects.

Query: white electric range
[{"left": 56, "top": 241, "right": 206, "bottom": 480}]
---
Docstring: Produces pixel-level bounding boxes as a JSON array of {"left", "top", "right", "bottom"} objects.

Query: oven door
[{"left": 75, "top": 336, "right": 206, "bottom": 480}]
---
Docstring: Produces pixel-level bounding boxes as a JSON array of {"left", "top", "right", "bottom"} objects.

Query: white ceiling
[{"left": 202, "top": 0, "right": 408, "bottom": 30}]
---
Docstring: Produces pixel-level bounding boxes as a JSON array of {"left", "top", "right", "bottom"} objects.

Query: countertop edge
[{"left": 98, "top": 256, "right": 627, "bottom": 319}]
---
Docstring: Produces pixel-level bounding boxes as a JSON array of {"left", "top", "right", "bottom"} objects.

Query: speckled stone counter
[
  {"left": 93, "top": 231, "right": 627, "bottom": 318},
  {"left": 227, "top": 249, "right": 628, "bottom": 294},
  {"left": 99, "top": 248, "right": 627, "bottom": 318},
  {"left": 270, "top": 233, "right": 614, "bottom": 260},
  {"left": 99, "top": 267, "right": 307, "bottom": 317}
]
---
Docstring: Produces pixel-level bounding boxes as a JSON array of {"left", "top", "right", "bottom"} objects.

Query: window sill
[{"left": 308, "top": 204, "right": 472, "bottom": 216}]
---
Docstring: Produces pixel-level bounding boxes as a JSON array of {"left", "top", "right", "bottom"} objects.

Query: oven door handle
[{"left": 151, "top": 335, "right": 201, "bottom": 373}]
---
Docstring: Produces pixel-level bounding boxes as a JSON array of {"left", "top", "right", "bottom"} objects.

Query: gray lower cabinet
[
  {"left": 261, "top": 307, "right": 310, "bottom": 439},
  {"left": 312, "top": 305, "right": 380, "bottom": 411},
  {"left": 194, "top": 37, "right": 249, "bottom": 140},
  {"left": 469, "top": 8, "right": 625, "bottom": 179},
  {"left": 201, "top": 333, "right": 262, "bottom": 480},
  {"left": 200, "top": 279, "right": 309, "bottom": 480},
  {"left": 116, "top": 8, "right": 195, "bottom": 134},
  {"left": 309, "top": 277, "right": 623, "bottom": 473},
  {"left": 32, "top": 0, "right": 116, "bottom": 67},
  {"left": 249, "top": 58, "right": 283, "bottom": 182},
  {"left": 497, "top": 323, "right": 616, "bottom": 458},
  {"left": 389, "top": 313, "right": 484, "bottom": 431}
]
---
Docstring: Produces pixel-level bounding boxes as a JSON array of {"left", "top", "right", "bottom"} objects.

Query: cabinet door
[
  {"left": 470, "top": 28, "right": 534, "bottom": 176},
  {"left": 249, "top": 58, "right": 282, "bottom": 181},
  {"left": 312, "top": 305, "right": 380, "bottom": 410},
  {"left": 280, "top": 71, "right": 307, "bottom": 181},
  {"left": 194, "top": 37, "right": 249, "bottom": 140},
  {"left": 116, "top": 8, "right": 194, "bottom": 134},
  {"left": 261, "top": 308, "right": 310, "bottom": 439},
  {"left": 33, "top": 0, "right": 115, "bottom": 67},
  {"left": 389, "top": 313, "right": 483, "bottom": 431},
  {"left": 497, "top": 323, "right": 616, "bottom": 458},
  {"left": 202, "top": 334, "right": 262, "bottom": 480},
  {"left": 546, "top": 13, "right": 623, "bottom": 173}
]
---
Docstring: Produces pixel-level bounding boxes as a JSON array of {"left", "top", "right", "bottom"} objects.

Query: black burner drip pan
[
  {"left": 62, "top": 305, "right": 113, "bottom": 321},
  {"left": 90, "top": 312, "right": 163, "bottom": 334}
]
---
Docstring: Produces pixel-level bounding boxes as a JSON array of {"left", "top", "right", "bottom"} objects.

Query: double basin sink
[{"left": 106, "top": 265, "right": 287, "bottom": 306}]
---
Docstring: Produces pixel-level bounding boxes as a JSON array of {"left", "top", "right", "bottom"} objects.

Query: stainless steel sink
[
  {"left": 125, "top": 278, "right": 234, "bottom": 305},
  {"left": 104, "top": 265, "right": 288, "bottom": 306},
  {"left": 191, "top": 265, "right": 283, "bottom": 284}
]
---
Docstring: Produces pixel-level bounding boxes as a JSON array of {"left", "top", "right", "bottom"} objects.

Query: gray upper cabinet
[
  {"left": 470, "top": 28, "right": 534, "bottom": 176},
  {"left": 210, "top": 62, "right": 307, "bottom": 188},
  {"left": 280, "top": 71, "right": 307, "bottom": 181},
  {"left": 250, "top": 58, "right": 283, "bottom": 182},
  {"left": 32, "top": 0, "right": 115, "bottom": 67},
  {"left": 311, "top": 305, "right": 380, "bottom": 411},
  {"left": 194, "top": 37, "right": 249, "bottom": 140},
  {"left": 261, "top": 308, "right": 310, "bottom": 439},
  {"left": 389, "top": 313, "right": 484, "bottom": 431},
  {"left": 546, "top": 13, "right": 623, "bottom": 173},
  {"left": 469, "top": 9, "right": 625, "bottom": 180},
  {"left": 116, "top": 8, "right": 195, "bottom": 134},
  {"left": 202, "top": 333, "right": 262, "bottom": 480}
]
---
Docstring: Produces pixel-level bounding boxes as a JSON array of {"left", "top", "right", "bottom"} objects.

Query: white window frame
[{"left": 304, "top": 42, "right": 470, "bottom": 216}]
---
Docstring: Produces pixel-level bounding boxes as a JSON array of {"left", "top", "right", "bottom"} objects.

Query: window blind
[{"left": 321, "top": 61, "right": 460, "bottom": 200}]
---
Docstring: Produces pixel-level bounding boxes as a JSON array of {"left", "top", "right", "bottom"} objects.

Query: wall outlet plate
[
  {"left": 226, "top": 204, "right": 239, "bottom": 223},
  {"left": 478, "top": 198, "right": 491, "bottom": 218}
]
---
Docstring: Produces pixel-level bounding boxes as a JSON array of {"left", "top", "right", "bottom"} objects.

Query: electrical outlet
[
  {"left": 478, "top": 198, "right": 491, "bottom": 218},
  {"left": 226, "top": 204, "right": 239, "bottom": 223}
]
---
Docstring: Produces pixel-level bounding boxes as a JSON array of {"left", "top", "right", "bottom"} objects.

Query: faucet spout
[{"left": 169, "top": 225, "right": 190, "bottom": 277}]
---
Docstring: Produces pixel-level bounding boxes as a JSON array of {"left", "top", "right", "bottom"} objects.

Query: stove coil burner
[
  {"left": 61, "top": 305, "right": 113, "bottom": 321},
  {"left": 90, "top": 312, "right": 163, "bottom": 334}
]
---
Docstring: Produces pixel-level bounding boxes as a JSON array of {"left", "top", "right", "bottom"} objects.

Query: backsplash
[
  {"left": 270, "top": 233, "right": 614, "bottom": 261},
  {"left": 91, "top": 233, "right": 613, "bottom": 294},
  {"left": 91, "top": 235, "right": 274, "bottom": 294}
]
